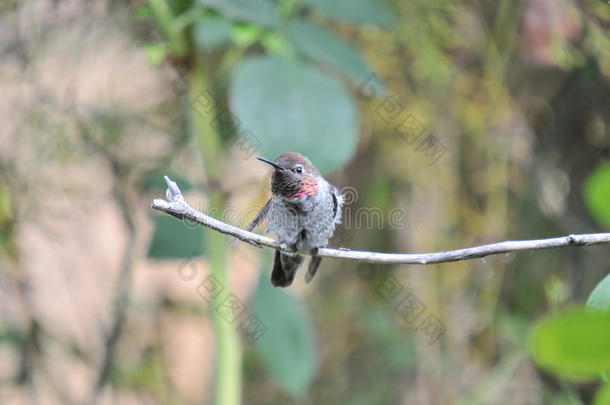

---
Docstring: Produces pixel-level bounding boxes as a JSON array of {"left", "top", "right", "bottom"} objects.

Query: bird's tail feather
[
  {"left": 271, "top": 251, "right": 304, "bottom": 287},
  {"left": 305, "top": 256, "right": 322, "bottom": 283}
]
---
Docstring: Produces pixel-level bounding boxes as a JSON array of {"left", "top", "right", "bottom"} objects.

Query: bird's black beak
[{"left": 257, "top": 157, "right": 283, "bottom": 170}]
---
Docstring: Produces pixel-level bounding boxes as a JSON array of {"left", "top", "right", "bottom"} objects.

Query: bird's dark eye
[{"left": 295, "top": 166, "right": 303, "bottom": 174}]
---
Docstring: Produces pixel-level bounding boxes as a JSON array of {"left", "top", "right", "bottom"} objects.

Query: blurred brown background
[{"left": 1, "top": 0, "right": 609, "bottom": 404}]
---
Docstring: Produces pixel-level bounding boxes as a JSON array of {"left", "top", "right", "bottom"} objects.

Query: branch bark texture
[{"left": 151, "top": 176, "right": 610, "bottom": 265}]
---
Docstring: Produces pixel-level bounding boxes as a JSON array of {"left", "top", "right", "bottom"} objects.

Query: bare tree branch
[{"left": 151, "top": 176, "right": 610, "bottom": 265}]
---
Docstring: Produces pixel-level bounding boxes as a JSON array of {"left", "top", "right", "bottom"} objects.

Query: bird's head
[{"left": 257, "top": 152, "right": 321, "bottom": 199}]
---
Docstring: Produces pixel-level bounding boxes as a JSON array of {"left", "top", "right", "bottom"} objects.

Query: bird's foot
[{"left": 279, "top": 243, "right": 297, "bottom": 253}]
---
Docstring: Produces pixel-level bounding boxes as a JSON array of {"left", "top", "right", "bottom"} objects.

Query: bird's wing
[
  {"left": 246, "top": 198, "right": 272, "bottom": 232},
  {"left": 332, "top": 191, "right": 338, "bottom": 219}
]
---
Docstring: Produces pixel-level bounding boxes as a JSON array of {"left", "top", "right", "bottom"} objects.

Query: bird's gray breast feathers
[{"left": 267, "top": 183, "right": 343, "bottom": 250}]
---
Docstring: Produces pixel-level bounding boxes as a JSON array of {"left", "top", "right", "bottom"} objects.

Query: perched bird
[{"left": 247, "top": 152, "right": 343, "bottom": 287}]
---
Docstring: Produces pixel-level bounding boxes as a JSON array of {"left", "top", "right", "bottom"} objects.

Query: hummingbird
[{"left": 247, "top": 152, "right": 344, "bottom": 287}]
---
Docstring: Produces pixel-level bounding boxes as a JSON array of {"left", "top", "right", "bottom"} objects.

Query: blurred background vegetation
[{"left": 1, "top": 0, "right": 610, "bottom": 404}]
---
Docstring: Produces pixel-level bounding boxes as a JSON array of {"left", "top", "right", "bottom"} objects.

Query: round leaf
[
  {"left": 289, "top": 19, "right": 386, "bottom": 90},
  {"left": 587, "top": 273, "right": 610, "bottom": 312},
  {"left": 229, "top": 56, "right": 358, "bottom": 173},
  {"left": 302, "top": 0, "right": 396, "bottom": 27},
  {"left": 529, "top": 309, "right": 610, "bottom": 379},
  {"left": 584, "top": 162, "right": 610, "bottom": 229},
  {"left": 193, "top": 16, "right": 231, "bottom": 51},
  {"left": 253, "top": 269, "right": 316, "bottom": 398},
  {"left": 200, "top": 0, "right": 276, "bottom": 26}
]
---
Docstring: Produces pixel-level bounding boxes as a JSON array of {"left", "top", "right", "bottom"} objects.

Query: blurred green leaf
[
  {"left": 148, "top": 0, "right": 188, "bottom": 57},
  {"left": 594, "top": 384, "right": 610, "bottom": 405},
  {"left": 147, "top": 215, "right": 205, "bottom": 259},
  {"left": 200, "top": 0, "right": 276, "bottom": 26},
  {"left": 587, "top": 273, "right": 610, "bottom": 312},
  {"left": 111, "top": 350, "right": 164, "bottom": 393},
  {"left": 289, "top": 19, "right": 385, "bottom": 90},
  {"left": 260, "top": 31, "right": 289, "bottom": 54},
  {"left": 529, "top": 308, "right": 610, "bottom": 379},
  {"left": 231, "top": 23, "right": 263, "bottom": 48},
  {"left": 229, "top": 55, "right": 358, "bottom": 173},
  {"left": 144, "top": 42, "right": 166, "bottom": 64},
  {"left": 361, "top": 304, "right": 415, "bottom": 372},
  {"left": 0, "top": 185, "right": 12, "bottom": 223},
  {"left": 253, "top": 270, "right": 315, "bottom": 398},
  {"left": 167, "top": 0, "right": 192, "bottom": 15},
  {"left": 193, "top": 16, "right": 232, "bottom": 51},
  {"left": 134, "top": 3, "right": 153, "bottom": 19},
  {"left": 544, "top": 275, "right": 569, "bottom": 308},
  {"left": 302, "top": 0, "right": 395, "bottom": 27},
  {"left": 0, "top": 328, "right": 24, "bottom": 346},
  {"left": 584, "top": 162, "right": 610, "bottom": 229}
]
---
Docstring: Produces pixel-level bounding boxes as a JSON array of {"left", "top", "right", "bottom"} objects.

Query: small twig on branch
[{"left": 151, "top": 176, "right": 610, "bottom": 265}]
